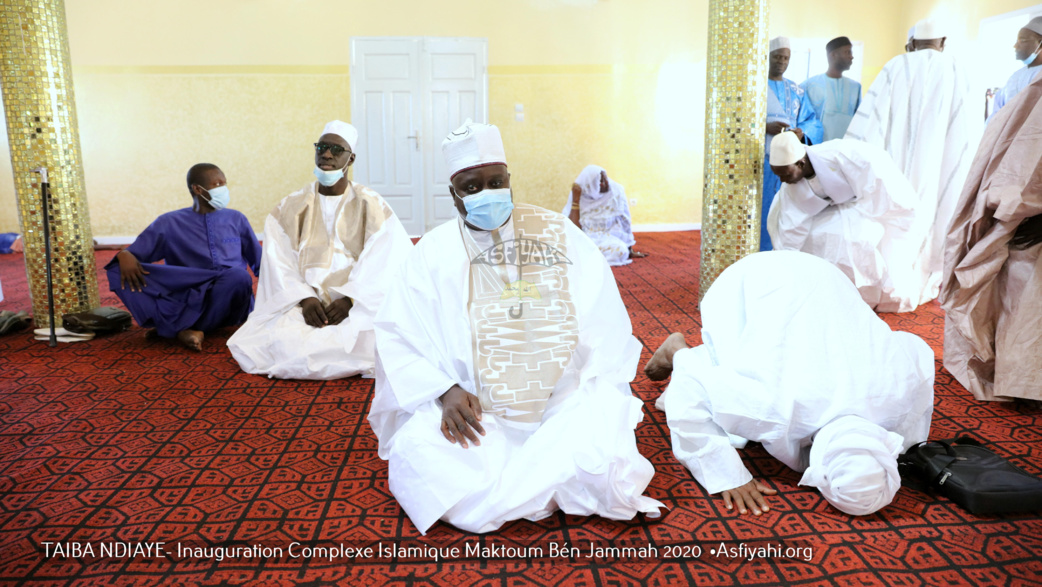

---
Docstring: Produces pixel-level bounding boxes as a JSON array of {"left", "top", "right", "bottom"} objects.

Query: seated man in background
[
  {"left": 369, "top": 121, "right": 663, "bottom": 535},
  {"left": 106, "top": 163, "right": 260, "bottom": 351},
  {"left": 228, "top": 121, "right": 412, "bottom": 380},
  {"left": 645, "top": 251, "right": 934, "bottom": 517},
  {"left": 766, "top": 131, "right": 922, "bottom": 312},
  {"left": 561, "top": 165, "right": 646, "bottom": 265},
  {"left": 941, "top": 74, "right": 1042, "bottom": 404}
]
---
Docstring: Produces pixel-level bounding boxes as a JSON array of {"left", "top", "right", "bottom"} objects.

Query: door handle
[{"left": 407, "top": 131, "right": 420, "bottom": 151}]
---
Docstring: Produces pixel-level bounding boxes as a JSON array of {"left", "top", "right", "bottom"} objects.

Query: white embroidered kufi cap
[
  {"left": 442, "top": 119, "right": 507, "bottom": 179},
  {"left": 769, "top": 36, "right": 791, "bottom": 52},
  {"left": 770, "top": 131, "right": 806, "bottom": 166},
  {"left": 912, "top": 19, "right": 945, "bottom": 40},
  {"left": 321, "top": 120, "right": 358, "bottom": 151},
  {"left": 1024, "top": 16, "right": 1042, "bottom": 36}
]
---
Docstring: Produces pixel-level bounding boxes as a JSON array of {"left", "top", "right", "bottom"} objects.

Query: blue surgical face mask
[
  {"left": 314, "top": 164, "right": 347, "bottom": 187},
  {"left": 1024, "top": 41, "right": 1042, "bottom": 66},
  {"left": 456, "top": 187, "right": 514, "bottom": 231},
  {"left": 200, "top": 185, "right": 230, "bottom": 210}
]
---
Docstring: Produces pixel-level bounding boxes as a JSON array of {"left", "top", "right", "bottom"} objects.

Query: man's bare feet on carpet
[
  {"left": 177, "top": 329, "right": 204, "bottom": 351},
  {"left": 144, "top": 329, "right": 160, "bottom": 340},
  {"left": 645, "top": 332, "right": 688, "bottom": 381},
  {"left": 629, "top": 247, "right": 649, "bottom": 259}
]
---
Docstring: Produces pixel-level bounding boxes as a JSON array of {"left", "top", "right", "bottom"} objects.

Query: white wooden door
[
  {"left": 351, "top": 39, "right": 425, "bottom": 235},
  {"left": 351, "top": 37, "right": 488, "bottom": 236},
  {"left": 422, "top": 38, "right": 488, "bottom": 231}
]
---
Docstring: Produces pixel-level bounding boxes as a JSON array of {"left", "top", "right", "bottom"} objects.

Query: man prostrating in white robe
[
  {"left": 766, "top": 131, "right": 921, "bottom": 312},
  {"left": 228, "top": 121, "right": 412, "bottom": 380},
  {"left": 645, "top": 252, "right": 934, "bottom": 517},
  {"left": 369, "top": 121, "right": 663, "bottom": 535}
]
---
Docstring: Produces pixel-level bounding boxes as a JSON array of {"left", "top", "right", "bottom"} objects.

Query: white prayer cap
[
  {"left": 1024, "top": 16, "right": 1042, "bottom": 37},
  {"left": 799, "top": 416, "right": 904, "bottom": 516},
  {"left": 913, "top": 19, "right": 944, "bottom": 40},
  {"left": 442, "top": 119, "right": 507, "bottom": 179},
  {"left": 907, "top": 26, "right": 915, "bottom": 40},
  {"left": 769, "top": 36, "right": 791, "bottom": 53},
  {"left": 321, "top": 120, "right": 358, "bottom": 152},
  {"left": 770, "top": 131, "right": 806, "bottom": 166}
]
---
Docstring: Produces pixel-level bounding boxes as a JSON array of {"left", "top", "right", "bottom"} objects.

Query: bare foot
[
  {"left": 644, "top": 332, "right": 689, "bottom": 381},
  {"left": 629, "top": 250, "right": 649, "bottom": 259},
  {"left": 144, "top": 328, "right": 160, "bottom": 340},
  {"left": 176, "top": 329, "right": 204, "bottom": 351}
]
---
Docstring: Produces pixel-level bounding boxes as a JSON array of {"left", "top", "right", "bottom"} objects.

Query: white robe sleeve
[
  {"left": 657, "top": 346, "right": 754, "bottom": 494},
  {"left": 369, "top": 229, "right": 468, "bottom": 457},
  {"left": 844, "top": 59, "right": 895, "bottom": 146},
  {"left": 613, "top": 185, "right": 636, "bottom": 248},
  {"left": 255, "top": 214, "right": 321, "bottom": 317},
  {"left": 766, "top": 181, "right": 827, "bottom": 251},
  {"left": 556, "top": 220, "right": 643, "bottom": 406},
  {"left": 840, "top": 146, "right": 917, "bottom": 224},
  {"left": 333, "top": 210, "right": 414, "bottom": 333}
]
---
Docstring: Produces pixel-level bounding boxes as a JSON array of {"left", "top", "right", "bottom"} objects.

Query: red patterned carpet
[{"left": 0, "top": 232, "right": 1040, "bottom": 586}]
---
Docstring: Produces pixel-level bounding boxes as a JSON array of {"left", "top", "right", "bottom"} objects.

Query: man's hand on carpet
[
  {"left": 721, "top": 479, "right": 777, "bottom": 516},
  {"left": 439, "top": 385, "right": 485, "bottom": 449},
  {"left": 325, "top": 298, "right": 353, "bottom": 325},
  {"left": 300, "top": 297, "right": 328, "bottom": 328}
]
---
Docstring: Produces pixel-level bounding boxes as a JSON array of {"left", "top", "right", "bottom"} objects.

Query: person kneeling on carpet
[
  {"left": 561, "top": 165, "right": 647, "bottom": 265},
  {"left": 106, "top": 163, "right": 261, "bottom": 351},
  {"left": 644, "top": 251, "right": 935, "bottom": 516}
]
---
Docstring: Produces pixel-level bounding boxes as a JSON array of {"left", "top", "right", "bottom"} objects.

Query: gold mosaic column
[
  {"left": 0, "top": 0, "right": 99, "bottom": 327},
  {"left": 700, "top": 0, "right": 769, "bottom": 301}
]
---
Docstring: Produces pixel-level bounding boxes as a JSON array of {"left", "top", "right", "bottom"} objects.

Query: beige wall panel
[
  {"left": 73, "top": 73, "right": 349, "bottom": 236},
  {"left": 489, "top": 69, "right": 702, "bottom": 226}
]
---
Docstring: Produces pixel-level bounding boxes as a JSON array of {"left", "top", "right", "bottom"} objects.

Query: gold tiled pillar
[
  {"left": 0, "top": 0, "right": 99, "bottom": 327},
  {"left": 700, "top": 0, "right": 769, "bottom": 301}
]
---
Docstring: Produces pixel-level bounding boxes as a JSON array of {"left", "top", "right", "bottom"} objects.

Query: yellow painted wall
[
  {"left": 770, "top": 0, "right": 906, "bottom": 90},
  {"left": 902, "top": 0, "right": 1042, "bottom": 39},
  {"left": 0, "top": 0, "right": 953, "bottom": 238}
]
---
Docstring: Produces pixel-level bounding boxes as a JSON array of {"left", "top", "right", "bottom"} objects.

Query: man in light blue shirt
[
  {"left": 992, "top": 16, "right": 1042, "bottom": 119},
  {"left": 801, "top": 36, "right": 861, "bottom": 142}
]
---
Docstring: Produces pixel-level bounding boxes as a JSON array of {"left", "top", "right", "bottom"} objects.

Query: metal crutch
[{"left": 31, "top": 167, "right": 57, "bottom": 347}]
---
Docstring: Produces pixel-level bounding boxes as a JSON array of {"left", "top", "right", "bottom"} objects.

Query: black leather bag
[
  {"left": 0, "top": 310, "right": 31, "bottom": 335},
  {"left": 62, "top": 306, "right": 132, "bottom": 335},
  {"left": 898, "top": 436, "right": 1042, "bottom": 515}
]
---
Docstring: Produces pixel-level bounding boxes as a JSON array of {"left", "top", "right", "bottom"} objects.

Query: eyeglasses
[{"left": 314, "top": 142, "right": 351, "bottom": 157}]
